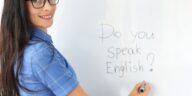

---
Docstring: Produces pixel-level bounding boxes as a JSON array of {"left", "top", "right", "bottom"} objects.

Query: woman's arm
[
  {"left": 68, "top": 84, "right": 88, "bottom": 96},
  {"left": 68, "top": 82, "right": 151, "bottom": 96}
]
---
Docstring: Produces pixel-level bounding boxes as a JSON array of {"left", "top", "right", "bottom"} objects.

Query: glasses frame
[{"left": 26, "top": 0, "right": 59, "bottom": 9}]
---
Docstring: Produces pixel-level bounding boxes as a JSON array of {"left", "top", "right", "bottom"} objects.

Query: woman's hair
[{"left": 0, "top": 0, "right": 31, "bottom": 95}]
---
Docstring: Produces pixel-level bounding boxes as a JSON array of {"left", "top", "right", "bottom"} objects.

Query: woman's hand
[{"left": 129, "top": 81, "right": 151, "bottom": 96}]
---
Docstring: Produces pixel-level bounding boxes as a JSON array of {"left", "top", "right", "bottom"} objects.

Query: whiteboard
[
  {"left": 0, "top": 1, "right": 3, "bottom": 22},
  {"left": 1, "top": 0, "right": 192, "bottom": 96}
]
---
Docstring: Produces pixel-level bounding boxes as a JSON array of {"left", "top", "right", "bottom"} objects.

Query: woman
[{"left": 0, "top": 0, "right": 151, "bottom": 96}]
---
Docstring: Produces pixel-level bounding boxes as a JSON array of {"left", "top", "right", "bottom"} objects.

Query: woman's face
[{"left": 26, "top": 0, "right": 57, "bottom": 32}]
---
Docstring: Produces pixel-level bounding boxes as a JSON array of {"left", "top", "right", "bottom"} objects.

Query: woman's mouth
[{"left": 39, "top": 15, "right": 52, "bottom": 20}]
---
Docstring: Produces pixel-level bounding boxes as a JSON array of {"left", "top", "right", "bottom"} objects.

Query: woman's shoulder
[{"left": 24, "top": 40, "right": 54, "bottom": 58}]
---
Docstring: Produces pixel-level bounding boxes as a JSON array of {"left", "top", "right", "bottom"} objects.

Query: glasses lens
[
  {"left": 32, "top": 0, "right": 45, "bottom": 8},
  {"left": 49, "top": 0, "right": 59, "bottom": 5}
]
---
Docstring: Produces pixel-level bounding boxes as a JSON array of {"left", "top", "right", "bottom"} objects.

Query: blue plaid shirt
[{"left": 17, "top": 28, "right": 79, "bottom": 96}]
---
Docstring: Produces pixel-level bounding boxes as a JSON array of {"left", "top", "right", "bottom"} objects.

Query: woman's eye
[{"left": 32, "top": 0, "right": 43, "bottom": 5}]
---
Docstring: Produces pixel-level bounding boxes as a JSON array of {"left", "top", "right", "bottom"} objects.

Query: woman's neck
[{"left": 39, "top": 27, "right": 47, "bottom": 32}]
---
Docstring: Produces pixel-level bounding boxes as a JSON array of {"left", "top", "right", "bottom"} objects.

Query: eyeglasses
[{"left": 26, "top": 0, "right": 59, "bottom": 9}]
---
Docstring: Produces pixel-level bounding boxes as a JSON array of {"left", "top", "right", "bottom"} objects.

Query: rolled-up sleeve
[{"left": 31, "top": 42, "right": 79, "bottom": 96}]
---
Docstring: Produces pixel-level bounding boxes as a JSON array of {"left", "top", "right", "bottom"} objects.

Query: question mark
[{"left": 146, "top": 52, "right": 155, "bottom": 72}]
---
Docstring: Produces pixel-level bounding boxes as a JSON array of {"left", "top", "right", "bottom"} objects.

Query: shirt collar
[{"left": 31, "top": 28, "right": 53, "bottom": 44}]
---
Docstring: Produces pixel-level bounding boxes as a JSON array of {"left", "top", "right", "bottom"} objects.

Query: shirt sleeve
[{"left": 31, "top": 42, "right": 79, "bottom": 96}]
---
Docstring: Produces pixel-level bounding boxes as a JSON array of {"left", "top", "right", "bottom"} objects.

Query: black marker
[{"left": 139, "top": 81, "right": 146, "bottom": 93}]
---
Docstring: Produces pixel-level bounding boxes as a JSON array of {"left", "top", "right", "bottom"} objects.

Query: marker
[{"left": 139, "top": 81, "right": 146, "bottom": 93}]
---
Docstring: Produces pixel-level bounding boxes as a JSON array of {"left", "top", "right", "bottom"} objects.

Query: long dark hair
[{"left": 0, "top": 0, "right": 31, "bottom": 95}]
